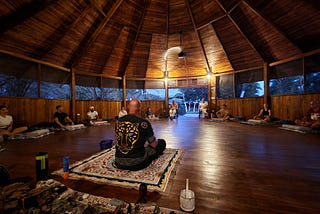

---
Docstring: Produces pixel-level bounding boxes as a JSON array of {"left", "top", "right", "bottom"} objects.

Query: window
[
  {"left": 305, "top": 53, "right": 320, "bottom": 93},
  {"left": 75, "top": 75, "right": 101, "bottom": 100},
  {"left": 41, "top": 65, "right": 70, "bottom": 99},
  {"left": 235, "top": 69, "right": 264, "bottom": 98},
  {"left": 101, "top": 78, "right": 122, "bottom": 101},
  {"left": 269, "top": 59, "right": 303, "bottom": 95},
  {"left": 0, "top": 53, "right": 38, "bottom": 98},
  {"left": 217, "top": 74, "right": 234, "bottom": 98}
]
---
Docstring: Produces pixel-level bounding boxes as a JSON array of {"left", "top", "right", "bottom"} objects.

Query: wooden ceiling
[{"left": 0, "top": 0, "right": 319, "bottom": 80}]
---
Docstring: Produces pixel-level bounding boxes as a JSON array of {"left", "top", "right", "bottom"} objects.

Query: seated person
[
  {"left": 169, "top": 100, "right": 178, "bottom": 120},
  {"left": 0, "top": 105, "right": 28, "bottom": 137},
  {"left": 87, "top": 106, "right": 99, "bottom": 124},
  {"left": 145, "top": 107, "right": 159, "bottom": 120},
  {"left": 253, "top": 103, "right": 272, "bottom": 122},
  {"left": 199, "top": 98, "right": 208, "bottom": 119},
  {"left": 114, "top": 99, "right": 166, "bottom": 171},
  {"left": 295, "top": 100, "right": 320, "bottom": 129},
  {"left": 118, "top": 106, "right": 128, "bottom": 118},
  {"left": 216, "top": 104, "right": 231, "bottom": 120},
  {"left": 53, "top": 105, "right": 74, "bottom": 128}
]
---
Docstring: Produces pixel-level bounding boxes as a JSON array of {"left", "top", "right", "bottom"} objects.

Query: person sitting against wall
[
  {"left": 53, "top": 105, "right": 74, "bottom": 128},
  {"left": 0, "top": 105, "right": 28, "bottom": 137},
  {"left": 114, "top": 98, "right": 166, "bottom": 171},
  {"left": 118, "top": 106, "right": 128, "bottom": 118},
  {"left": 86, "top": 106, "right": 99, "bottom": 125},
  {"left": 199, "top": 98, "right": 208, "bottom": 119},
  {"left": 169, "top": 100, "right": 178, "bottom": 120},
  {"left": 216, "top": 104, "right": 231, "bottom": 120},
  {"left": 295, "top": 100, "right": 320, "bottom": 129},
  {"left": 145, "top": 107, "right": 159, "bottom": 120},
  {"left": 253, "top": 103, "right": 272, "bottom": 122}
]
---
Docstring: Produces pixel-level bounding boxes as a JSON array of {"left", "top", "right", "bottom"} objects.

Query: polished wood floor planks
[{"left": 0, "top": 117, "right": 319, "bottom": 213}]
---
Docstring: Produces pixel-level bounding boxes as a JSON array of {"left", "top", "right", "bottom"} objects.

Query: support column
[
  {"left": 207, "top": 76, "right": 212, "bottom": 114},
  {"left": 122, "top": 75, "right": 127, "bottom": 109},
  {"left": 211, "top": 76, "right": 217, "bottom": 115},
  {"left": 165, "top": 78, "right": 168, "bottom": 117},
  {"left": 263, "top": 61, "right": 269, "bottom": 104},
  {"left": 70, "top": 67, "right": 76, "bottom": 120}
]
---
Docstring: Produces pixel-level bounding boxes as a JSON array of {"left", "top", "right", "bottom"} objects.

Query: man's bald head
[{"left": 128, "top": 98, "right": 141, "bottom": 115}]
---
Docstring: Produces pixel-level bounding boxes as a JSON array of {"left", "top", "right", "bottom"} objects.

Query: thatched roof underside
[{"left": 0, "top": 0, "right": 319, "bottom": 81}]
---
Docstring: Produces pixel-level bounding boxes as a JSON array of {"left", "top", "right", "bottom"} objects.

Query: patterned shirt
[{"left": 115, "top": 114, "right": 155, "bottom": 159}]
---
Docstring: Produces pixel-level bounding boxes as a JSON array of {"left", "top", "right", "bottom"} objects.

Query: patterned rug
[{"left": 52, "top": 148, "right": 183, "bottom": 192}]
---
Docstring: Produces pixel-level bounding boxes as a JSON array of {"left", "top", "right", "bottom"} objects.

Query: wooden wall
[
  {"left": 126, "top": 100, "right": 166, "bottom": 117},
  {"left": 1, "top": 94, "right": 319, "bottom": 126},
  {"left": 75, "top": 100, "right": 121, "bottom": 121},
  {"left": 215, "top": 93, "right": 320, "bottom": 121},
  {"left": 0, "top": 97, "right": 70, "bottom": 126},
  {"left": 216, "top": 97, "right": 264, "bottom": 120},
  {"left": 271, "top": 94, "right": 320, "bottom": 121},
  {"left": 0, "top": 97, "right": 121, "bottom": 126}
]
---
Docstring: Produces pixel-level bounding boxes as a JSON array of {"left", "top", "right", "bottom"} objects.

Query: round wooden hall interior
[{"left": 0, "top": 0, "right": 320, "bottom": 213}]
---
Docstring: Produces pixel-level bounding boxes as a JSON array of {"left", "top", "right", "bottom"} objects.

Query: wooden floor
[{"left": 1, "top": 117, "right": 320, "bottom": 213}]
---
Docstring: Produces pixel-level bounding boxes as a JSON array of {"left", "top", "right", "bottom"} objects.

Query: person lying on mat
[
  {"left": 295, "top": 100, "right": 320, "bottom": 129},
  {"left": 216, "top": 104, "right": 231, "bottom": 120},
  {"left": 0, "top": 105, "right": 28, "bottom": 137},
  {"left": 53, "top": 105, "right": 74, "bottom": 128},
  {"left": 114, "top": 98, "right": 166, "bottom": 171},
  {"left": 253, "top": 103, "right": 272, "bottom": 122}
]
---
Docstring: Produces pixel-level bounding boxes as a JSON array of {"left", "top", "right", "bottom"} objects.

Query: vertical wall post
[
  {"left": 165, "top": 78, "right": 168, "bottom": 116},
  {"left": 122, "top": 75, "right": 127, "bottom": 109},
  {"left": 263, "top": 61, "right": 269, "bottom": 104},
  {"left": 70, "top": 67, "right": 76, "bottom": 120}
]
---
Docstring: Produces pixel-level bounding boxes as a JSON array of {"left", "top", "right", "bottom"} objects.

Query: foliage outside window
[
  {"left": 217, "top": 74, "right": 234, "bottom": 98},
  {"left": 235, "top": 69, "right": 264, "bottom": 98},
  {"left": 76, "top": 75, "right": 101, "bottom": 100},
  {"left": 305, "top": 53, "right": 320, "bottom": 93},
  {"left": 126, "top": 80, "right": 165, "bottom": 101},
  {"left": 41, "top": 65, "right": 70, "bottom": 99},
  {"left": 269, "top": 59, "right": 303, "bottom": 96},
  {"left": 0, "top": 53, "right": 38, "bottom": 98},
  {"left": 169, "top": 88, "right": 208, "bottom": 115},
  {"left": 102, "top": 77, "right": 122, "bottom": 101}
]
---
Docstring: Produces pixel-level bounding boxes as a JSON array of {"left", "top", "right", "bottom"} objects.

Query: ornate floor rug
[{"left": 52, "top": 148, "right": 183, "bottom": 192}]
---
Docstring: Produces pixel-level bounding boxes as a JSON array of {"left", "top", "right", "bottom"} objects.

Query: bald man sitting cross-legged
[{"left": 114, "top": 98, "right": 166, "bottom": 171}]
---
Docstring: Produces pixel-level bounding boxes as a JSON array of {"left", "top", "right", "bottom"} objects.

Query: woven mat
[
  {"left": 9, "top": 129, "right": 54, "bottom": 140},
  {"left": 279, "top": 124, "right": 320, "bottom": 134},
  {"left": 52, "top": 147, "right": 183, "bottom": 192}
]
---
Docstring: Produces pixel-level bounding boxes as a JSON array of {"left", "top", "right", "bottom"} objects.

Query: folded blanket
[
  {"left": 64, "top": 124, "right": 86, "bottom": 131},
  {"left": 210, "top": 118, "right": 227, "bottom": 122},
  {"left": 9, "top": 129, "right": 53, "bottom": 140},
  {"left": 279, "top": 124, "right": 320, "bottom": 134}
]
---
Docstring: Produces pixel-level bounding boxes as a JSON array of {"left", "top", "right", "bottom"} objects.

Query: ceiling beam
[
  {"left": 242, "top": 0, "right": 302, "bottom": 53},
  {"left": 210, "top": 24, "right": 235, "bottom": 72},
  {"left": 215, "top": 0, "right": 264, "bottom": 61},
  {"left": 34, "top": 4, "right": 94, "bottom": 59},
  {"left": 121, "top": 0, "right": 151, "bottom": 77},
  {"left": 70, "top": 0, "right": 124, "bottom": 68},
  {"left": 196, "top": 15, "right": 227, "bottom": 31},
  {"left": 88, "top": 0, "right": 107, "bottom": 17},
  {"left": 0, "top": 0, "right": 56, "bottom": 34},
  {"left": 184, "top": 0, "right": 211, "bottom": 73}
]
